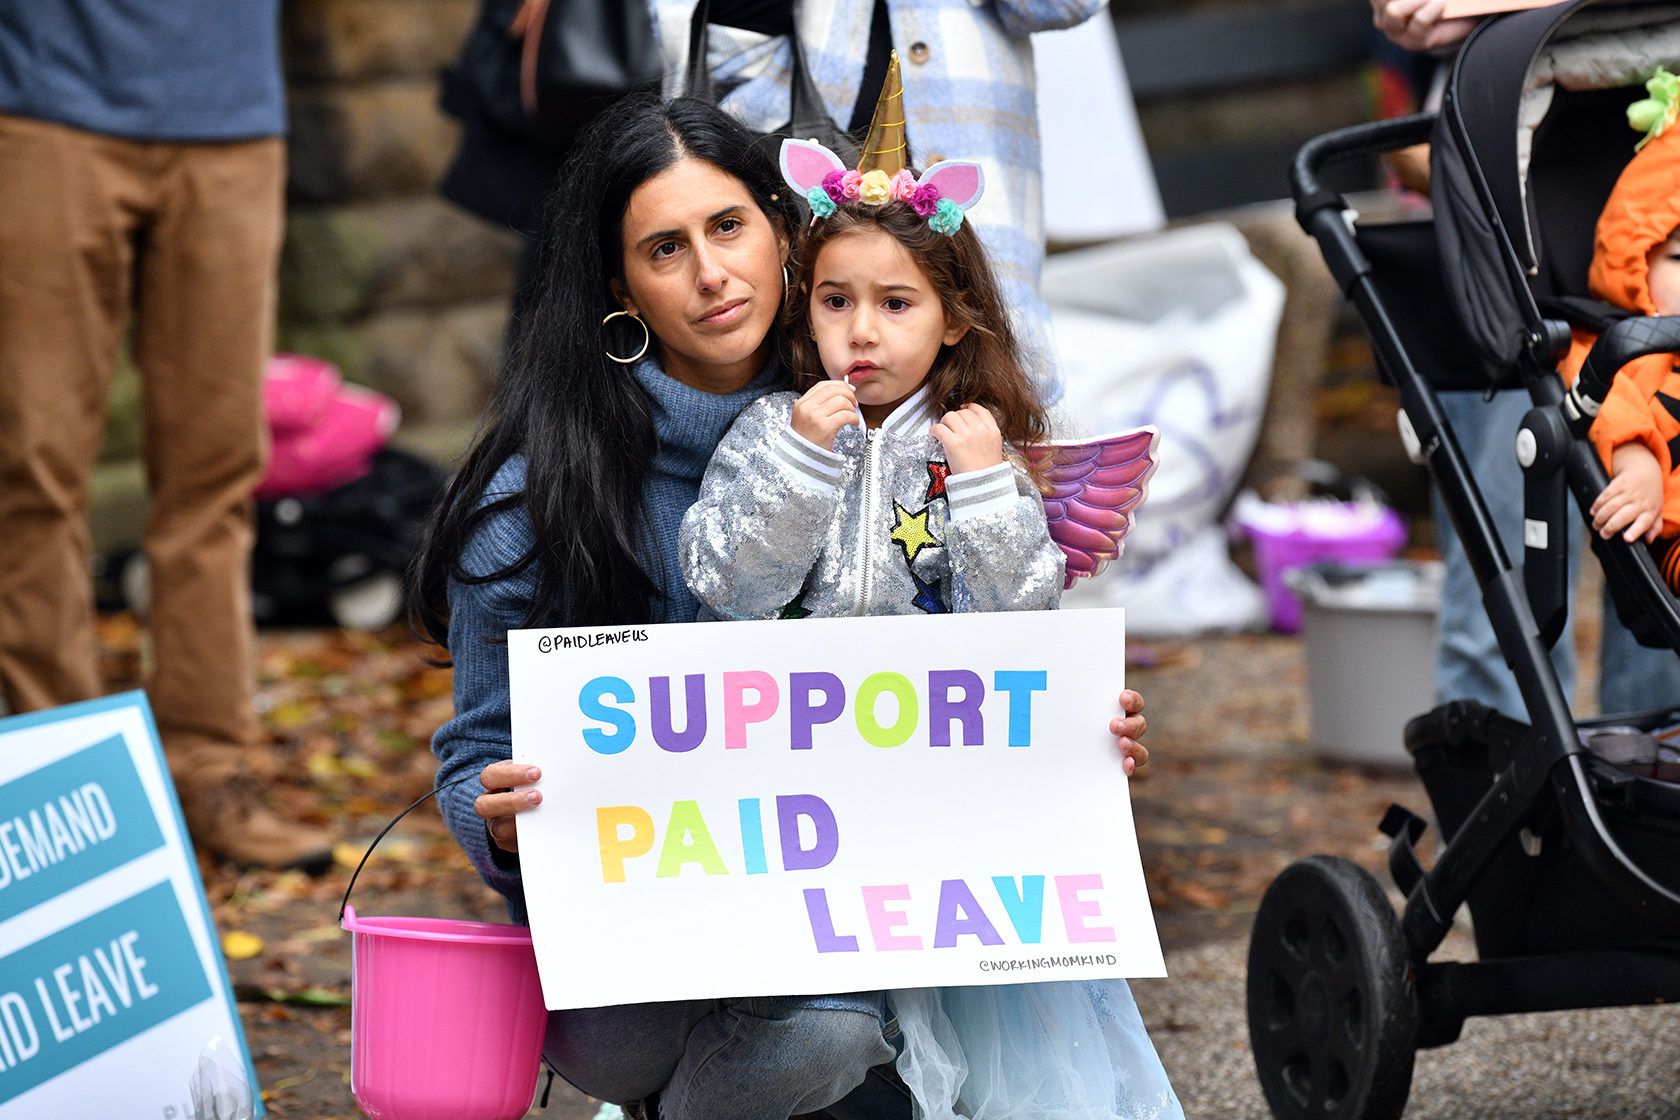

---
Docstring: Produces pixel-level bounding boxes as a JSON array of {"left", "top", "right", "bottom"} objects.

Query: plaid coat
[{"left": 653, "top": 0, "right": 1108, "bottom": 402}]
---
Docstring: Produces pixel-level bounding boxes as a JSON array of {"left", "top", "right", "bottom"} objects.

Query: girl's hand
[
  {"left": 791, "top": 381, "right": 860, "bottom": 450},
  {"left": 475, "top": 760, "right": 542, "bottom": 853},
  {"left": 1111, "top": 689, "right": 1148, "bottom": 776},
  {"left": 932, "top": 404, "right": 1004, "bottom": 474},
  {"left": 1372, "top": 0, "right": 1478, "bottom": 52},
  {"left": 1592, "top": 442, "right": 1665, "bottom": 544}
]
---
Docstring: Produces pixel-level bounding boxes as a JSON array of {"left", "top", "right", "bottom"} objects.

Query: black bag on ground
[{"left": 251, "top": 450, "right": 447, "bottom": 629}]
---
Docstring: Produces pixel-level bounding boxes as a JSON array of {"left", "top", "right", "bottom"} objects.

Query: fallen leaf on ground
[
  {"left": 340, "top": 755, "right": 379, "bottom": 779},
  {"left": 1169, "top": 881, "right": 1230, "bottom": 911},
  {"left": 307, "top": 752, "right": 345, "bottom": 781},
  {"left": 270, "top": 1068, "right": 319, "bottom": 1092},
  {"left": 223, "top": 930, "right": 265, "bottom": 960},
  {"left": 332, "top": 841, "right": 369, "bottom": 869}
]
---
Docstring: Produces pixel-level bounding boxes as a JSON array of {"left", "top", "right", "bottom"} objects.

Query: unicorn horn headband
[
  {"left": 778, "top": 51, "right": 984, "bottom": 237},
  {"left": 858, "top": 48, "right": 907, "bottom": 175}
]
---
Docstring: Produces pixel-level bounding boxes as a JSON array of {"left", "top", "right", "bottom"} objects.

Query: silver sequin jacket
[{"left": 679, "top": 385, "right": 1063, "bottom": 619}]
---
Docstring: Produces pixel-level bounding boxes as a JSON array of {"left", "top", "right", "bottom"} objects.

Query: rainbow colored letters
[
  {"left": 577, "top": 669, "right": 1049, "bottom": 754},
  {"left": 578, "top": 668, "right": 1120, "bottom": 955}
]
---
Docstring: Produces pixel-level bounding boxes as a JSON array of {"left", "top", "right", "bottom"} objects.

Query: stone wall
[{"left": 278, "top": 0, "right": 521, "bottom": 432}]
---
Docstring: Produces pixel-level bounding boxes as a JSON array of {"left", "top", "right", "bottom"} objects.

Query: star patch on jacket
[
  {"left": 890, "top": 502, "right": 942, "bottom": 564},
  {"left": 909, "top": 569, "right": 948, "bottom": 614},
  {"left": 924, "top": 460, "right": 950, "bottom": 502},
  {"left": 777, "top": 588, "right": 813, "bottom": 619}
]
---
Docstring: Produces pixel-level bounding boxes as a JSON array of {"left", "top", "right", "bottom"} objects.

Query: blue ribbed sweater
[{"left": 432, "top": 358, "right": 783, "bottom": 921}]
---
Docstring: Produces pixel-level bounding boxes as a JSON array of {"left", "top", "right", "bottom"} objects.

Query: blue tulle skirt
[{"left": 891, "top": 981, "right": 1184, "bottom": 1120}]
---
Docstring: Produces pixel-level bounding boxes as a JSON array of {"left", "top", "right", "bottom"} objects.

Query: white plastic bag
[
  {"left": 1045, "top": 222, "right": 1284, "bottom": 561},
  {"left": 1045, "top": 223, "right": 1285, "bottom": 635},
  {"left": 189, "top": 1036, "right": 254, "bottom": 1120},
  {"left": 1060, "top": 524, "right": 1269, "bottom": 637}
]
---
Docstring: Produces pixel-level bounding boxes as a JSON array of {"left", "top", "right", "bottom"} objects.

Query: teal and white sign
[{"left": 0, "top": 692, "right": 259, "bottom": 1118}]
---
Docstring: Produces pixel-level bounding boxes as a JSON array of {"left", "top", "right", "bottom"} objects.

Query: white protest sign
[
  {"left": 510, "top": 609, "right": 1163, "bottom": 1011},
  {"left": 0, "top": 692, "right": 260, "bottom": 1119}
]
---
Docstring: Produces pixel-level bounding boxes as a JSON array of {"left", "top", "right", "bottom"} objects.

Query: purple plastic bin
[{"left": 1240, "top": 504, "right": 1407, "bottom": 633}]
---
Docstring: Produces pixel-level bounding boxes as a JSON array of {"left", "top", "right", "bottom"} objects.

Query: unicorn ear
[
  {"left": 917, "top": 160, "right": 985, "bottom": 210},
  {"left": 780, "top": 139, "right": 847, "bottom": 194}
]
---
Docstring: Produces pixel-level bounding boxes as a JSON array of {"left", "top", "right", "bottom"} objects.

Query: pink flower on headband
[
  {"left": 821, "top": 170, "right": 847, "bottom": 203},
  {"left": 888, "top": 169, "right": 917, "bottom": 203},
  {"left": 839, "top": 169, "right": 863, "bottom": 200},
  {"left": 907, "top": 181, "right": 942, "bottom": 218}
]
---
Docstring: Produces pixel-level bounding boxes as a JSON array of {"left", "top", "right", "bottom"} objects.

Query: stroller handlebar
[
  {"left": 1575, "top": 314, "right": 1680, "bottom": 417},
  {"left": 1292, "top": 114, "right": 1436, "bottom": 226}
]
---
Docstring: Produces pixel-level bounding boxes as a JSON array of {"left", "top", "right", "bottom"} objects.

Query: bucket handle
[{"left": 339, "top": 773, "right": 478, "bottom": 923}]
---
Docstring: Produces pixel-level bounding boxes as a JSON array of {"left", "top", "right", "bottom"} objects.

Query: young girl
[
  {"left": 676, "top": 157, "right": 1064, "bottom": 620},
  {"left": 678, "top": 65, "right": 1182, "bottom": 1120}
]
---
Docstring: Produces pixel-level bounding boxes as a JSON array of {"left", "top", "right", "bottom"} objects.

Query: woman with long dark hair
[{"left": 412, "top": 93, "right": 1149, "bottom": 1119}]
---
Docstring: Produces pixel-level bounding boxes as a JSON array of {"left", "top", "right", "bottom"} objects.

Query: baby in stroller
[{"left": 1569, "top": 70, "right": 1680, "bottom": 582}]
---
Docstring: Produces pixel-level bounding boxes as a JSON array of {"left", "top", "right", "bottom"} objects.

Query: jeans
[
  {"left": 545, "top": 992, "right": 895, "bottom": 1120},
  {"left": 1434, "top": 390, "right": 1680, "bottom": 718}
]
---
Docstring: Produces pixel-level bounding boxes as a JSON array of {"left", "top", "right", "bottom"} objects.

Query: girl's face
[
  {"left": 1648, "top": 229, "right": 1680, "bottom": 316},
  {"left": 614, "top": 158, "right": 789, "bottom": 395},
  {"left": 808, "top": 228, "right": 968, "bottom": 427}
]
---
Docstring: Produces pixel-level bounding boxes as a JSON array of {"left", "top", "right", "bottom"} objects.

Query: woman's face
[{"left": 614, "top": 158, "right": 789, "bottom": 394}]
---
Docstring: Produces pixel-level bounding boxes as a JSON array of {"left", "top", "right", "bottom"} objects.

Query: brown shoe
[{"left": 165, "top": 734, "right": 335, "bottom": 871}]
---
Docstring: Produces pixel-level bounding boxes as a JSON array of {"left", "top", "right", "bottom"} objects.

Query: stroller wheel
[{"left": 1247, "top": 856, "right": 1417, "bottom": 1120}]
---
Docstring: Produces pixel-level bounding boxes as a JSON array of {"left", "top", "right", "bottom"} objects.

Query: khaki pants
[{"left": 0, "top": 113, "right": 281, "bottom": 752}]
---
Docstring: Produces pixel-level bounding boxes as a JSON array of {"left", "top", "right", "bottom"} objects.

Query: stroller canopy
[{"left": 1435, "top": 0, "right": 1680, "bottom": 378}]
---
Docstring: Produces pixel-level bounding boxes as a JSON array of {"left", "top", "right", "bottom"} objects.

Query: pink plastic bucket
[
  {"left": 1242, "top": 506, "right": 1407, "bottom": 633},
  {"left": 341, "top": 904, "right": 549, "bottom": 1120}
]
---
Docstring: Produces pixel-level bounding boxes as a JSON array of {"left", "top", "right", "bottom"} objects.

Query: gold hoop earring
[
  {"left": 782, "top": 262, "right": 794, "bottom": 307},
  {"left": 602, "top": 309, "right": 651, "bottom": 364}
]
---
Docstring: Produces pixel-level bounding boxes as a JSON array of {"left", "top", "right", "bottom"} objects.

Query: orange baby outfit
[{"left": 1559, "top": 123, "right": 1680, "bottom": 547}]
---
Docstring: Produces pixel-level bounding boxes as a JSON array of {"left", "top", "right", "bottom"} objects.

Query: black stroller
[{"left": 1247, "top": 3, "right": 1680, "bottom": 1117}]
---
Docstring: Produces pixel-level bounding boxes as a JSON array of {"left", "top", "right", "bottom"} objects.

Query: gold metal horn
[{"left": 857, "top": 51, "right": 907, "bottom": 176}]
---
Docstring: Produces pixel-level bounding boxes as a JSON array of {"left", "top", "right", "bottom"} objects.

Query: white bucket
[{"left": 1286, "top": 561, "right": 1443, "bottom": 767}]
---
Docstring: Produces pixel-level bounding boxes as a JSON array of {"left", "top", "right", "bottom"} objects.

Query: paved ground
[
  {"left": 91, "top": 591, "right": 1680, "bottom": 1119},
  {"left": 1136, "top": 934, "right": 1680, "bottom": 1120}
]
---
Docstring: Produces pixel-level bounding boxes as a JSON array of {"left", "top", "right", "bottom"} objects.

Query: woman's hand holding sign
[{"left": 476, "top": 761, "right": 542, "bottom": 854}]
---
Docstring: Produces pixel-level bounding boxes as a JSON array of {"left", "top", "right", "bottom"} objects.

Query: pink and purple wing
[{"left": 1021, "top": 427, "right": 1160, "bottom": 589}]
